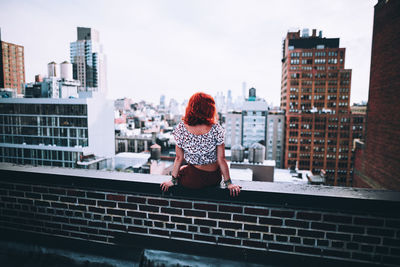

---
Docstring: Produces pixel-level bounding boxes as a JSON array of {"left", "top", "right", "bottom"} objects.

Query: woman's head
[{"left": 183, "top": 92, "right": 218, "bottom": 126}]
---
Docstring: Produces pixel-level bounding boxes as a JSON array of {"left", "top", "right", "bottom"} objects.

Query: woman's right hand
[
  {"left": 227, "top": 183, "right": 241, "bottom": 197},
  {"left": 160, "top": 180, "right": 174, "bottom": 192}
]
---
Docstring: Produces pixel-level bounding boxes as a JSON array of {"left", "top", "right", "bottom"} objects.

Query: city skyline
[{"left": 0, "top": 0, "right": 374, "bottom": 105}]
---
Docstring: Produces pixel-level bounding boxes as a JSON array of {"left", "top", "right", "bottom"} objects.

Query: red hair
[{"left": 183, "top": 92, "right": 218, "bottom": 126}]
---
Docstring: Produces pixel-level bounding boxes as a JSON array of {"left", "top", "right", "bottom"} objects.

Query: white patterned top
[{"left": 172, "top": 121, "right": 225, "bottom": 165}]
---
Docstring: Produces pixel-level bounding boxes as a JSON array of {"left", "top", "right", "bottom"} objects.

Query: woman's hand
[
  {"left": 160, "top": 180, "right": 174, "bottom": 192},
  {"left": 227, "top": 183, "right": 241, "bottom": 197}
]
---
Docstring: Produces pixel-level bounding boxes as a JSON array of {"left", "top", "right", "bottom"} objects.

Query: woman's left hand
[
  {"left": 160, "top": 180, "right": 174, "bottom": 192},
  {"left": 227, "top": 183, "right": 241, "bottom": 197}
]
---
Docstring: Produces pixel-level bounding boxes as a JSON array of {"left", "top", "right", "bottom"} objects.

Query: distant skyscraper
[
  {"left": 242, "top": 82, "right": 247, "bottom": 99},
  {"left": 70, "top": 27, "right": 107, "bottom": 93},
  {"left": 0, "top": 28, "right": 25, "bottom": 95},
  {"left": 353, "top": 0, "right": 400, "bottom": 190},
  {"left": 281, "top": 29, "right": 359, "bottom": 186}
]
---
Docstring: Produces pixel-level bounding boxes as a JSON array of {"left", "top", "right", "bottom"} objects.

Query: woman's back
[{"left": 172, "top": 121, "right": 224, "bottom": 166}]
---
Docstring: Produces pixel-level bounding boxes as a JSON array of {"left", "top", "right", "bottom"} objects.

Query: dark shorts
[{"left": 178, "top": 164, "right": 222, "bottom": 189}]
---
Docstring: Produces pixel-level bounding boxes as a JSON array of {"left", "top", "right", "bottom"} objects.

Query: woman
[{"left": 161, "top": 92, "right": 241, "bottom": 196}]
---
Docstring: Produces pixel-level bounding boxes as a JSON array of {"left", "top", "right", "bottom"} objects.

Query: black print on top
[{"left": 172, "top": 121, "right": 225, "bottom": 165}]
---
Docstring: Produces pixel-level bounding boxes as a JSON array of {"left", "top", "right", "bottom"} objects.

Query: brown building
[
  {"left": 280, "top": 29, "right": 362, "bottom": 186},
  {"left": 0, "top": 29, "right": 25, "bottom": 95},
  {"left": 354, "top": 0, "right": 400, "bottom": 190}
]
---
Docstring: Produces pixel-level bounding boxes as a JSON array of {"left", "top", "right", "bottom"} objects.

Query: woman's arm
[
  {"left": 171, "top": 145, "right": 184, "bottom": 178},
  {"left": 217, "top": 144, "right": 241, "bottom": 196},
  {"left": 161, "top": 145, "right": 184, "bottom": 192}
]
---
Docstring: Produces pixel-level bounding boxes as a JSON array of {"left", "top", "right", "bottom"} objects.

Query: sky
[{"left": 0, "top": 0, "right": 375, "bottom": 106}]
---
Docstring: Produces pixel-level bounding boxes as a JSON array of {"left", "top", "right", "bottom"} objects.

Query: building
[
  {"left": 354, "top": 0, "right": 400, "bottom": 190},
  {"left": 281, "top": 29, "right": 357, "bottom": 186},
  {"left": 242, "top": 88, "right": 268, "bottom": 148},
  {"left": 70, "top": 27, "right": 107, "bottom": 93},
  {"left": 25, "top": 61, "right": 80, "bottom": 99},
  {"left": 0, "top": 28, "right": 25, "bottom": 95},
  {"left": 266, "top": 110, "right": 285, "bottom": 168},
  {"left": 0, "top": 97, "right": 114, "bottom": 169},
  {"left": 225, "top": 111, "right": 242, "bottom": 148}
]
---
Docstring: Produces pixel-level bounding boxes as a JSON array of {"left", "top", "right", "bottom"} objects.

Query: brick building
[
  {"left": 0, "top": 29, "right": 25, "bottom": 95},
  {"left": 280, "top": 29, "right": 363, "bottom": 186},
  {"left": 353, "top": 0, "right": 400, "bottom": 190}
]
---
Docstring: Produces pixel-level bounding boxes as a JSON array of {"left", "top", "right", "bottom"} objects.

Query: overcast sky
[{"left": 0, "top": 0, "right": 375, "bottom": 105}]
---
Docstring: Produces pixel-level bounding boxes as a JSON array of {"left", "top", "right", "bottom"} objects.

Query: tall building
[
  {"left": 0, "top": 97, "right": 114, "bottom": 169},
  {"left": 0, "top": 29, "right": 25, "bottom": 95},
  {"left": 242, "top": 88, "right": 268, "bottom": 148},
  {"left": 70, "top": 27, "right": 107, "bottom": 94},
  {"left": 281, "top": 29, "right": 357, "bottom": 186},
  {"left": 225, "top": 111, "right": 242, "bottom": 148},
  {"left": 266, "top": 110, "right": 285, "bottom": 168},
  {"left": 354, "top": 0, "right": 400, "bottom": 190}
]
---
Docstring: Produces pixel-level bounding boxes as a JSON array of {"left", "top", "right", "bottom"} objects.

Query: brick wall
[
  {"left": 359, "top": 0, "right": 400, "bottom": 190},
  {"left": 0, "top": 165, "right": 399, "bottom": 266}
]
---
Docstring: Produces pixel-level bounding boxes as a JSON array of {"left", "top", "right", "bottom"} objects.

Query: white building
[
  {"left": 0, "top": 97, "right": 114, "bottom": 168},
  {"left": 225, "top": 111, "right": 242, "bottom": 148},
  {"left": 266, "top": 111, "right": 285, "bottom": 168},
  {"left": 242, "top": 99, "right": 269, "bottom": 148},
  {"left": 70, "top": 27, "right": 107, "bottom": 94}
]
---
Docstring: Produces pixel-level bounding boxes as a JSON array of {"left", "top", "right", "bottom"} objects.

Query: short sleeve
[
  {"left": 214, "top": 123, "right": 225, "bottom": 146},
  {"left": 172, "top": 122, "right": 184, "bottom": 148}
]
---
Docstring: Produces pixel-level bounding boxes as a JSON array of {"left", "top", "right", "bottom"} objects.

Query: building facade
[
  {"left": 225, "top": 111, "right": 242, "bottom": 148},
  {"left": 0, "top": 29, "right": 25, "bottom": 95},
  {"left": 266, "top": 111, "right": 285, "bottom": 168},
  {"left": 70, "top": 27, "right": 107, "bottom": 93},
  {"left": 242, "top": 88, "right": 269, "bottom": 148},
  {"left": 281, "top": 29, "right": 357, "bottom": 186},
  {"left": 353, "top": 0, "right": 400, "bottom": 190},
  {"left": 0, "top": 97, "right": 114, "bottom": 168}
]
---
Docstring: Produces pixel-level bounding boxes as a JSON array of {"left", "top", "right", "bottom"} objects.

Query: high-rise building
[
  {"left": 70, "top": 27, "right": 107, "bottom": 94},
  {"left": 353, "top": 0, "right": 400, "bottom": 190},
  {"left": 266, "top": 110, "right": 285, "bottom": 168},
  {"left": 242, "top": 88, "right": 268, "bottom": 148},
  {"left": 0, "top": 29, "right": 25, "bottom": 95},
  {"left": 225, "top": 111, "right": 242, "bottom": 148},
  {"left": 0, "top": 97, "right": 114, "bottom": 169},
  {"left": 281, "top": 29, "right": 357, "bottom": 186}
]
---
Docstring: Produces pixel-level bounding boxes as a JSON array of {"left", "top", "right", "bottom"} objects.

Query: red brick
[
  {"left": 208, "top": 212, "right": 231, "bottom": 220},
  {"left": 194, "top": 203, "right": 217, "bottom": 211},
  {"left": 219, "top": 205, "right": 242, "bottom": 213},
  {"left": 171, "top": 200, "right": 192, "bottom": 209},
  {"left": 139, "top": 205, "right": 159, "bottom": 212},
  {"left": 184, "top": 210, "right": 206, "bottom": 217},
  {"left": 107, "top": 194, "right": 126, "bottom": 202},
  {"left": 295, "top": 246, "right": 321, "bottom": 255},
  {"left": 148, "top": 198, "right": 169, "bottom": 206},
  {"left": 259, "top": 217, "right": 283, "bottom": 226},
  {"left": 244, "top": 207, "right": 269, "bottom": 216},
  {"left": 194, "top": 219, "right": 216, "bottom": 227},
  {"left": 271, "top": 210, "right": 294, "bottom": 218},
  {"left": 118, "top": 202, "right": 137, "bottom": 210},
  {"left": 233, "top": 214, "right": 257, "bottom": 223},
  {"left": 161, "top": 207, "right": 181, "bottom": 215},
  {"left": 148, "top": 214, "right": 169, "bottom": 222},
  {"left": 218, "top": 221, "right": 242, "bottom": 230},
  {"left": 127, "top": 196, "right": 146, "bottom": 204}
]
